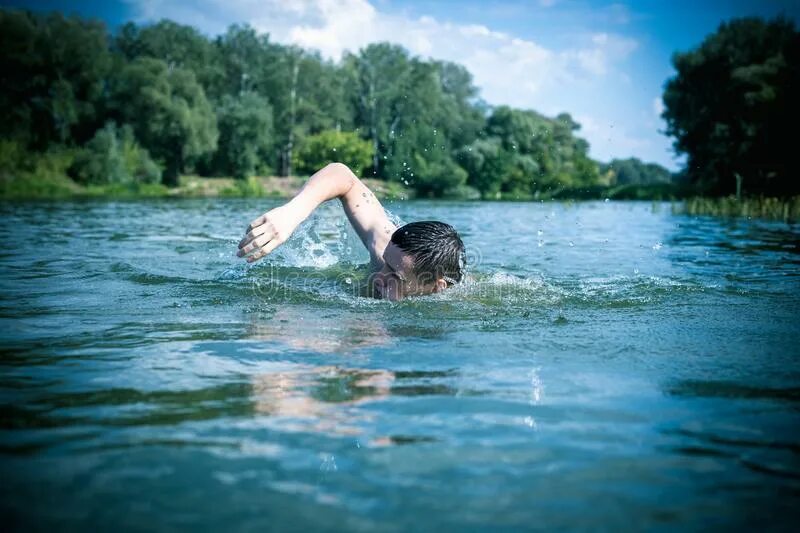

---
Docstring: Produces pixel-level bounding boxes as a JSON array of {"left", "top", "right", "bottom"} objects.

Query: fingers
[
  {"left": 238, "top": 210, "right": 289, "bottom": 263},
  {"left": 237, "top": 233, "right": 271, "bottom": 257},
  {"left": 246, "top": 239, "right": 281, "bottom": 263},
  {"left": 246, "top": 215, "right": 266, "bottom": 233},
  {"left": 238, "top": 223, "right": 270, "bottom": 248}
]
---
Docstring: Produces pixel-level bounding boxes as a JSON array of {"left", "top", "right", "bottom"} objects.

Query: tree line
[
  {"left": 0, "top": 9, "right": 677, "bottom": 199},
  {"left": 3, "top": 9, "right": 793, "bottom": 199}
]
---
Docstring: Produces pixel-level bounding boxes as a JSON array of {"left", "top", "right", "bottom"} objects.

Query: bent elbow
[
  {"left": 325, "top": 162, "right": 354, "bottom": 176},
  {"left": 316, "top": 162, "right": 358, "bottom": 197}
]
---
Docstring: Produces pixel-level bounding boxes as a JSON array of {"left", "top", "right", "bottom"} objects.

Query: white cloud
[{"left": 127, "top": 0, "right": 669, "bottom": 165}]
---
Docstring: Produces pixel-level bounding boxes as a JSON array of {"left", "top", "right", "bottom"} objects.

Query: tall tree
[
  {"left": 109, "top": 57, "right": 218, "bottom": 185},
  {"left": 213, "top": 92, "right": 273, "bottom": 179},
  {"left": 344, "top": 43, "right": 412, "bottom": 177},
  {"left": 662, "top": 17, "right": 800, "bottom": 196},
  {"left": 0, "top": 10, "right": 111, "bottom": 147},
  {"left": 115, "top": 20, "right": 223, "bottom": 96}
]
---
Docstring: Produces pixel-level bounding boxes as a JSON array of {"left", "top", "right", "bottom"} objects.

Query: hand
[{"left": 237, "top": 204, "right": 303, "bottom": 263}]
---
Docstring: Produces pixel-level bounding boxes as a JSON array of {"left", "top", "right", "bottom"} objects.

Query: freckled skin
[{"left": 238, "top": 163, "right": 448, "bottom": 300}]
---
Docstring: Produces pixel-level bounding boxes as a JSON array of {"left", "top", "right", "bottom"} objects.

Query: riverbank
[
  {"left": 0, "top": 170, "right": 691, "bottom": 202},
  {"left": 1, "top": 171, "right": 797, "bottom": 223},
  {"left": 0, "top": 173, "right": 413, "bottom": 201}
]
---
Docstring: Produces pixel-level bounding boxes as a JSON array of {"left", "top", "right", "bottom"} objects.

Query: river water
[{"left": 1, "top": 199, "right": 799, "bottom": 530}]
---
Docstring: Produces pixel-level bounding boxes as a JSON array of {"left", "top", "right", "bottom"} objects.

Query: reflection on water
[
  {"left": 248, "top": 306, "right": 391, "bottom": 353},
  {"left": 251, "top": 364, "right": 465, "bottom": 444},
  {"left": 252, "top": 366, "right": 394, "bottom": 437}
]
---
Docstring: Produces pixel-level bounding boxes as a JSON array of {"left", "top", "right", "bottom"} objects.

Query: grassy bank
[{"left": 0, "top": 172, "right": 413, "bottom": 202}]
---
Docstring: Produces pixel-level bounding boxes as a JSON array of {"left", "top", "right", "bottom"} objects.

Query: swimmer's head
[{"left": 374, "top": 221, "right": 466, "bottom": 301}]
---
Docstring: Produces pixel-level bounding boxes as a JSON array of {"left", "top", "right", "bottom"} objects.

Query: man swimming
[{"left": 237, "top": 162, "right": 466, "bottom": 301}]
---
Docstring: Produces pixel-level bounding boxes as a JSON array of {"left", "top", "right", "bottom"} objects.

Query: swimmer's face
[{"left": 373, "top": 242, "right": 447, "bottom": 301}]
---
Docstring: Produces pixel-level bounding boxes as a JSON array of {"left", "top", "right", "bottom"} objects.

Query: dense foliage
[
  {"left": 0, "top": 8, "right": 675, "bottom": 198},
  {"left": 293, "top": 130, "right": 374, "bottom": 178},
  {"left": 70, "top": 122, "right": 161, "bottom": 185},
  {"left": 601, "top": 158, "right": 672, "bottom": 186},
  {"left": 663, "top": 17, "right": 799, "bottom": 196}
]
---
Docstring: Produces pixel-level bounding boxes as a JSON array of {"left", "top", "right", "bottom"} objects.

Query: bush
[
  {"left": 0, "top": 141, "right": 79, "bottom": 198},
  {"left": 293, "top": 130, "right": 373, "bottom": 177},
  {"left": 220, "top": 176, "right": 266, "bottom": 197},
  {"left": 410, "top": 155, "right": 468, "bottom": 197},
  {"left": 441, "top": 184, "right": 481, "bottom": 200},
  {"left": 70, "top": 122, "right": 161, "bottom": 185}
]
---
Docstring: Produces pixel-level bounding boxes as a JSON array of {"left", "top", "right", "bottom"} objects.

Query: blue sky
[{"left": 4, "top": 0, "right": 798, "bottom": 170}]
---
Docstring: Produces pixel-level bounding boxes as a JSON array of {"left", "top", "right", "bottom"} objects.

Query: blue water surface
[{"left": 1, "top": 199, "right": 799, "bottom": 531}]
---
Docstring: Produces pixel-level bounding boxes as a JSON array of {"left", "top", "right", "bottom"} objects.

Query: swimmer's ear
[{"left": 433, "top": 278, "right": 447, "bottom": 293}]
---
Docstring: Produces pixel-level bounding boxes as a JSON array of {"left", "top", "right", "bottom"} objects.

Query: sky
[{"left": 4, "top": 0, "right": 799, "bottom": 170}]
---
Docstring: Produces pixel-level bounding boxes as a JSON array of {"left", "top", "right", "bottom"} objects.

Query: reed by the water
[{"left": 676, "top": 196, "right": 800, "bottom": 223}]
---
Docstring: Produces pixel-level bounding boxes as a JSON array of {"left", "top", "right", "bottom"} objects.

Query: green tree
[
  {"left": 457, "top": 137, "right": 511, "bottom": 197},
  {"left": 344, "top": 45, "right": 477, "bottom": 196},
  {"left": 461, "top": 107, "right": 599, "bottom": 197},
  {"left": 213, "top": 92, "right": 273, "bottom": 179},
  {"left": 293, "top": 130, "right": 373, "bottom": 177},
  {"left": 344, "top": 43, "right": 413, "bottom": 177},
  {"left": 603, "top": 158, "right": 671, "bottom": 185},
  {"left": 109, "top": 57, "right": 218, "bottom": 185},
  {"left": 0, "top": 10, "right": 111, "bottom": 147},
  {"left": 662, "top": 17, "right": 800, "bottom": 196},
  {"left": 214, "top": 27, "right": 348, "bottom": 176},
  {"left": 115, "top": 20, "right": 223, "bottom": 96}
]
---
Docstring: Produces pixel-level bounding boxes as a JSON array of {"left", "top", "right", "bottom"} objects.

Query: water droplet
[
  {"left": 604, "top": 198, "right": 610, "bottom": 202},
  {"left": 569, "top": 241, "right": 574, "bottom": 247},
  {"left": 634, "top": 267, "right": 640, "bottom": 274},
  {"left": 537, "top": 229, "right": 543, "bottom": 236},
  {"left": 652, "top": 242, "right": 663, "bottom": 251},
  {"left": 319, "top": 453, "right": 337, "bottom": 472},
  {"left": 537, "top": 239, "right": 544, "bottom": 247},
  {"left": 345, "top": 277, "right": 352, "bottom": 284},
  {"left": 332, "top": 147, "right": 337, "bottom": 152}
]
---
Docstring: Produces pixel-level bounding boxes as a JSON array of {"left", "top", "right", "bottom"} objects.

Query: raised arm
[{"left": 237, "top": 163, "right": 396, "bottom": 266}]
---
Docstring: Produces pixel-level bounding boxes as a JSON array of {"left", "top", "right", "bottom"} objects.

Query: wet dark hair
[{"left": 390, "top": 221, "right": 466, "bottom": 284}]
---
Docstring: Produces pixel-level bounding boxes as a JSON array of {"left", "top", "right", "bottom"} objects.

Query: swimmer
[{"left": 237, "top": 162, "right": 466, "bottom": 300}]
